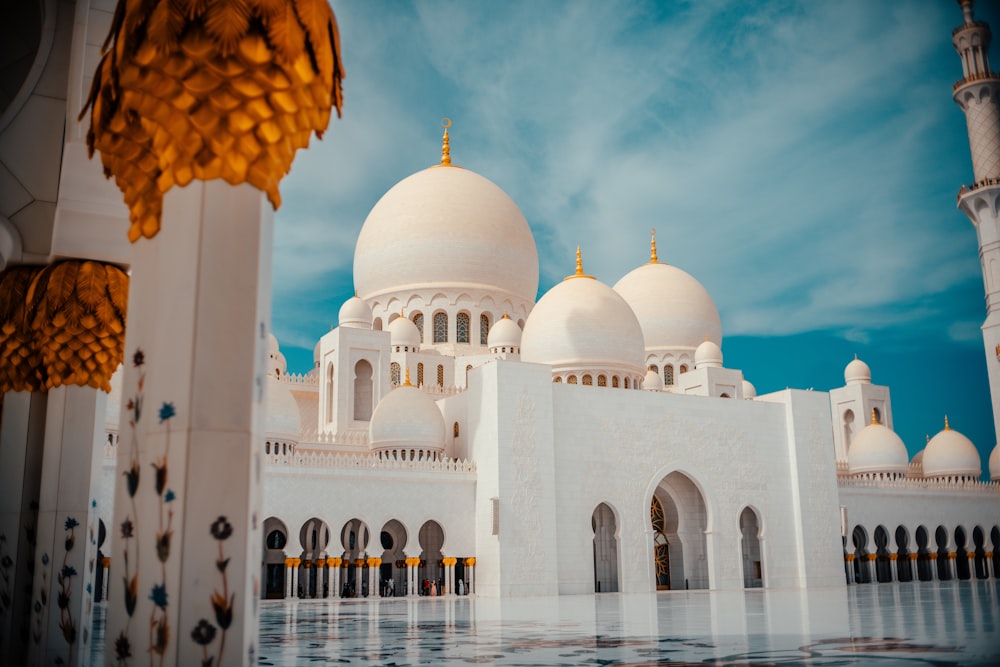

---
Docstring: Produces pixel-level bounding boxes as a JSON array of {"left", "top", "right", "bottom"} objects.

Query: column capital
[
  {"left": 327, "top": 558, "right": 342, "bottom": 568},
  {"left": 284, "top": 558, "right": 295, "bottom": 567},
  {"left": 366, "top": 557, "right": 382, "bottom": 568},
  {"left": 442, "top": 557, "right": 457, "bottom": 567},
  {"left": 844, "top": 554, "right": 855, "bottom": 562},
  {"left": 463, "top": 557, "right": 476, "bottom": 566},
  {"left": 866, "top": 554, "right": 877, "bottom": 561},
  {"left": 948, "top": 552, "right": 958, "bottom": 559},
  {"left": 888, "top": 554, "right": 898, "bottom": 561},
  {"left": 101, "top": 557, "right": 111, "bottom": 567},
  {"left": 405, "top": 557, "right": 420, "bottom": 567}
]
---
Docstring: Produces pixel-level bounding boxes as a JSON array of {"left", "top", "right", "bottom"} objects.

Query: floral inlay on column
[
  {"left": 191, "top": 516, "right": 234, "bottom": 666},
  {"left": 57, "top": 517, "right": 79, "bottom": 647}
]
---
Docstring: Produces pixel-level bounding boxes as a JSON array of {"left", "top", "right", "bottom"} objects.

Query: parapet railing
[
  {"left": 838, "top": 475, "right": 1000, "bottom": 493},
  {"left": 264, "top": 451, "right": 476, "bottom": 473}
]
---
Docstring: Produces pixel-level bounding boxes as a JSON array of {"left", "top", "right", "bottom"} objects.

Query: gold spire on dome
[
  {"left": 564, "top": 246, "right": 595, "bottom": 281},
  {"left": 440, "top": 118, "right": 452, "bottom": 166},
  {"left": 871, "top": 408, "right": 878, "bottom": 425},
  {"left": 944, "top": 415, "right": 950, "bottom": 430},
  {"left": 501, "top": 310, "right": 510, "bottom": 320},
  {"left": 650, "top": 228, "right": 658, "bottom": 264},
  {"left": 404, "top": 367, "right": 412, "bottom": 386}
]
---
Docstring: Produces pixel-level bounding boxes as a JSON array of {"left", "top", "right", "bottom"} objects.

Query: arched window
[
  {"left": 679, "top": 364, "right": 688, "bottom": 374},
  {"left": 554, "top": 377, "right": 563, "bottom": 383},
  {"left": 412, "top": 313, "right": 424, "bottom": 340},
  {"left": 612, "top": 376, "right": 619, "bottom": 388},
  {"left": 457, "top": 312, "right": 470, "bottom": 343},
  {"left": 567, "top": 375, "right": 578, "bottom": 385},
  {"left": 843, "top": 409, "right": 855, "bottom": 452},
  {"left": 372, "top": 317, "right": 382, "bottom": 331},
  {"left": 664, "top": 365, "right": 674, "bottom": 386},
  {"left": 598, "top": 375, "right": 607, "bottom": 387},
  {"left": 436, "top": 364, "right": 444, "bottom": 387},
  {"left": 433, "top": 312, "right": 448, "bottom": 343},
  {"left": 465, "top": 364, "right": 473, "bottom": 383},
  {"left": 624, "top": 377, "right": 630, "bottom": 389},
  {"left": 582, "top": 374, "right": 593, "bottom": 386},
  {"left": 390, "top": 362, "right": 400, "bottom": 387},
  {"left": 417, "top": 363, "right": 424, "bottom": 387},
  {"left": 453, "top": 422, "right": 460, "bottom": 437},
  {"left": 326, "top": 363, "right": 334, "bottom": 423},
  {"left": 353, "top": 360, "right": 373, "bottom": 421},
  {"left": 480, "top": 313, "right": 490, "bottom": 345},
  {"left": 649, "top": 364, "right": 659, "bottom": 374}
]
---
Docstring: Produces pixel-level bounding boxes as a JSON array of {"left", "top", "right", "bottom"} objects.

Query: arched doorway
[
  {"left": 419, "top": 520, "right": 444, "bottom": 595},
  {"left": 651, "top": 496, "right": 670, "bottom": 590},
  {"left": 591, "top": 503, "right": 619, "bottom": 593},
  {"left": 915, "top": 525, "right": 932, "bottom": 581},
  {"left": 739, "top": 507, "right": 763, "bottom": 588},
  {"left": 650, "top": 472, "right": 708, "bottom": 590},
  {"left": 299, "top": 517, "right": 331, "bottom": 597},
  {"left": 895, "top": 526, "right": 912, "bottom": 582},
  {"left": 992, "top": 526, "right": 1000, "bottom": 579},
  {"left": 852, "top": 525, "right": 871, "bottom": 584},
  {"left": 380, "top": 519, "right": 408, "bottom": 596},
  {"left": 935, "top": 525, "right": 950, "bottom": 581},
  {"left": 340, "top": 518, "right": 370, "bottom": 597},
  {"left": 262, "top": 517, "right": 288, "bottom": 599},
  {"left": 954, "top": 527, "right": 971, "bottom": 580},
  {"left": 95, "top": 519, "right": 107, "bottom": 602},
  {"left": 973, "top": 526, "right": 988, "bottom": 579},
  {"left": 874, "top": 525, "right": 892, "bottom": 583}
]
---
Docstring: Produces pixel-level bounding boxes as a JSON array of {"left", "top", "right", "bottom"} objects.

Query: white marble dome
[
  {"left": 339, "top": 296, "right": 372, "bottom": 329},
  {"left": 369, "top": 383, "right": 446, "bottom": 458},
  {"left": 522, "top": 265, "right": 645, "bottom": 381},
  {"left": 487, "top": 313, "right": 522, "bottom": 351},
  {"left": 265, "top": 376, "right": 301, "bottom": 444},
  {"left": 643, "top": 367, "right": 663, "bottom": 391},
  {"left": 990, "top": 444, "right": 1000, "bottom": 481},
  {"left": 353, "top": 165, "right": 539, "bottom": 304},
  {"left": 267, "top": 333, "right": 287, "bottom": 377},
  {"left": 613, "top": 261, "right": 721, "bottom": 353},
  {"left": 847, "top": 418, "right": 908, "bottom": 476},
  {"left": 694, "top": 340, "right": 723, "bottom": 369},
  {"left": 922, "top": 418, "right": 981, "bottom": 479},
  {"left": 388, "top": 315, "right": 421, "bottom": 350},
  {"left": 845, "top": 357, "right": 871, "bottom": 385},
  {"left": 742, "top": 380, "right": 756, "bottom": 399}
]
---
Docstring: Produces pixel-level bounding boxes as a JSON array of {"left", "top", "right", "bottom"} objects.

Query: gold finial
[
  {"left": 501, "top": 310, "right": 509, "bottom": 320},
  {"left": 650, "top": 228, "right": 658, "bottom": 264},
  {"left": 404, "top": 367, "right": 411, "bottom": 386},
  {"left": 926, "top": 434, "right": 930, "bottom": 444},
  {"left": 870, "top": 408, "right": 878, "bottom": 425},
  {"left": 354, "top": 290, "right": 358, "bottom": 298},
  {"left": 440, "top": 118, "right": 452, "bottom": 166},
  {"left": 564, "top": 246, "right": 595, "bottom": 281},
  {"left": 854, "top": 353, "right": 858, "bottom": 360},
  {"left": 944, "top": 415, "right": 950, "bottom": 430}
]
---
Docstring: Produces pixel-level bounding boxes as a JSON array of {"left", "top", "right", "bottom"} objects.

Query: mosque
[{"left": 81, "top": 0, "right": 996, "bottom": 601}]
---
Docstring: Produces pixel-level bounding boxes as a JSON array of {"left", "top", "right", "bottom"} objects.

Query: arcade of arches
[
  {"left": 847, "top": 523, "right": 1000, "bottom": 585},
  {"left": 259, "top": 517, "right": 476, "bottom": 599}
]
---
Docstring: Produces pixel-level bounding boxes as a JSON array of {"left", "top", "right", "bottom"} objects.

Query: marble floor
[{"left": 91, "top": 580, "right": 1000, "bottom": 665}]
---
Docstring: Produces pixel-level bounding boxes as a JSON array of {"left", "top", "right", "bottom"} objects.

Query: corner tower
[{"left": 953, "top": 0, "right": 1000, "bottom": 446}]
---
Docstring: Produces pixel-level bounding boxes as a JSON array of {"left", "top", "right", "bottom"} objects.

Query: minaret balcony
[
  {"left": 953, "top": 71, "right": 999, "bottom": 92},
  {"left": 953, "top": 19, "right": 990, "bottom": 37},
  {"left": 958, "top": 176, "right": 1000, "bottom": 201}
]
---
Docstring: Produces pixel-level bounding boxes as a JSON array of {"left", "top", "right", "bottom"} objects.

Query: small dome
[
  {"left": 388, "top": 315, "right": 421, "bottom": 349},
  {"left": 613, "top": 258, "right": 721, "bottom": 353},
  {"left": 487, "top": 313, "right": 522, "bottom": 351},
  {"left": 990, "top": 444, "right": 1000, "bottom": 481},
  {"left": 265, "top": 376, "right": 301, "bottom": 443},
  {"left": 922, "top": 417, "right": 981, "bottom": 479},
  {"left": 105, "top": 364, "right": 124, "bottom": 429},
  {"left": 742, "top": 379, "right": 756, "bottom": 399},
  {"left": 521, "top": 254, "right": 645, "bottom": 381},
  {"left": 369, "top": 383, "right": 446, "bottom": 455},
  {"left": 844, "top": 356, "right": 871, "bottom": 385},
  {"left": 847, "top": 414, "right": 908, "bottom": 476},
  {"left": 267, "top": 333, "right": 287, "bottom": 377},
  {"left": 694, "top": 340, "right": 723, "bottom": 369},
  {"left": 339, "top": 296, "right": 372, "bottom": 329},
  {"left": 643, "top": 367, "right": 662, "bottom": 391}
]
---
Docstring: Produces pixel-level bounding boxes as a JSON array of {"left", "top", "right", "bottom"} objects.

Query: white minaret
[{"left": 954, "top": 0, "right": 1000, "bottom": 446}]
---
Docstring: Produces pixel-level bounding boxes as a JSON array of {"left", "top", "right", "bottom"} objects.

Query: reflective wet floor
[{"left": 91, "top": 580, "right": 1000, "bottom": 665}]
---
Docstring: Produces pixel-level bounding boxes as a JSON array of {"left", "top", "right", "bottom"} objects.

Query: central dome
[{"left": 353, "top": 165, "right": 539, "bottom": 304}]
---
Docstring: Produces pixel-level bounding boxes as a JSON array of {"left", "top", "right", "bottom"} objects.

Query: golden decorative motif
[
  {"left": 82, "top": 0, "right": 345, "bottom": 242},
  {"left": 405, "top": 557, "right": 420, "bottom": 567},
  {"left": 564, "top": 246, "right": 595, "bottom": 281},
  {"left": 651, "top": 496, "right": 670, "bottom": 589},
  {"left": 366, "top": 557, "right": 381, "bottom": 568},
  {"left": 0, "top": 265, "right": 46, "bottom": 392},
  {"left": 442, "top": 557, "right": 457, "bottom": 567},
  {"left": 870, "top": 408, "right": 878, "bottom": 425},
  {"left": 463, "top": 557, "right": 476, "bottom": 566},
  {"left": 650, "top": 228, "right": 658, "bottom": 264},
  {"left": 439, "top": 118, "right": 452, "bottom": 166},
  {"left": 944, "top": 415, "right": 951, "bottom": 430},
  {"left": 27, "top": 261, "right": 128, "bottom": 392}
]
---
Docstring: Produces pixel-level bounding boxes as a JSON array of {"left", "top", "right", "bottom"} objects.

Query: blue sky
[{"left": 271, "top": 0, "right": 999, "bottom": 472}]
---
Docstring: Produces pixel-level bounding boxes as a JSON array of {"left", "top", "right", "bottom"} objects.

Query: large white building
[{"left": 80, "top": 0, "right": 999, "bottom": 602}]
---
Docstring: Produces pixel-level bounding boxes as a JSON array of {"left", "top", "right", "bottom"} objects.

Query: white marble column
[
  {"left": 284, "top": 560, "right": 294, "bottom": 599},
  {"left": 465, "top": 559, "right": 475, "bottom": 595},
  {"left": 27, "top": 384, "right": 108, "bottom": 667},
  {"left": 369, "top": 559, "right": 380, "bottom": 598},
  {"left": 104, "top": 182, "right": 272, "bottom": 666},
  {"left": 0, "top": 391, "right": 47, "bottom": 663}
]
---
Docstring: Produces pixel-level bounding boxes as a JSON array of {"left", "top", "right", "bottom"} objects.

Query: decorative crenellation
[
  {"left": 837, "top": 476, "right": 1000, "bottom": 492},
  {"left": 263, "top": 451, "right": 476, "bottom": 473},
  {"left": 279, "top": 372, "right": 319, "bottom": 387}
]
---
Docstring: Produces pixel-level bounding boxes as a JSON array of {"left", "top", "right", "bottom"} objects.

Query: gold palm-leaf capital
[{"left": 82, "top": 0, "right": 344, "bottom": 242}]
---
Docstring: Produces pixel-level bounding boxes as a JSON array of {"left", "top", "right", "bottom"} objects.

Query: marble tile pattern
[{"left": 90, "top": 580, "right": 999, "bottom": 665}]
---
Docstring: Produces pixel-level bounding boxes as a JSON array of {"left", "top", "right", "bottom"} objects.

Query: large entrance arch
[
  {"left": 262, "top": 517, "right": 289, "bottom": 599},
  {"left": 650, "top": 471, "right": 709, "bottom": 590},
  {"left": 340, "top": 518, "right": 370, "bottom": 597},
  {"left": 380, "top": 519, "right": 408, "bottom": 596},
  {"left": 592, "top": 503, "right": 619, "bottom": 593},
  {"left": 419, "top": 520, "right": 444, "bottom": 595}
]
